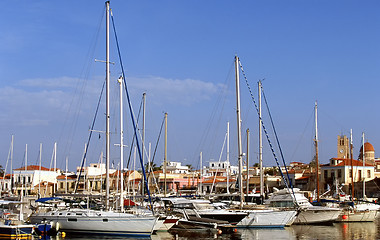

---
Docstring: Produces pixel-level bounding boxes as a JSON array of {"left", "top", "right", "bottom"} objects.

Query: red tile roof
[
  {"left": 14, "top": 165, "right": 50, "bottom": 171},
  {"left": 57, "top": 175, "right": 76, "bottom": 180},
  {"left": 34, "top": 181, "right": 55, "bottom": 187},
  {"left": 331, "top": 158, "right": 374, "bottom": 167}
]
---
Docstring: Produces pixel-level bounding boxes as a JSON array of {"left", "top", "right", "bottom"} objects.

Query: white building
[
  {"left": 166, "top": 161, "right": 189, "bottom": 174},
  {"left": 0, "top": 175, "right": 11, "bottom": 193},
  {"left": 13, "top": 165, "right": 60, "bottom": 196},
  {"left": 76, "top": 163, "right": 116, "bottom": 176},
  {"left": 208, "top": 161, "right": 239, "bottom": 175}
]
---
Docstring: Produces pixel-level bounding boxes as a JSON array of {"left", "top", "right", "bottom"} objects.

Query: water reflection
[
  {"left": 337, "top": 222, "right": 377, "bottom": 240},
  {"left": 237, "top": 228, "right": 294, "bottom": 240}
]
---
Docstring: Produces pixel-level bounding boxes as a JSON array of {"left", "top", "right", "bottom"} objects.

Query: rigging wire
[
  {"left": 110, "top": 11, "right": 154, "bottom": 212},
  {"left": 148, "top": 116, "right": 165, "bottom": 179},
  {"left": 261, "top": 86, "right": 297, "bottom": 195},
  {"left": 238, "top": 59, "right": 297, "bottom": 204},
  {"left": 289, "top": 109, "right": 314, "bottom": 163},
  {"left": 58, "top": 4, "right": 106, "bottom": 171},
  {"left": 126, "top": 95, "right": 144, "bottom": 170},
  {"left": 74, "top": 81, "right": 105, "bottom": 193},
  {"left": 192, "top": 61, "right": 234, "bottom": 170}
]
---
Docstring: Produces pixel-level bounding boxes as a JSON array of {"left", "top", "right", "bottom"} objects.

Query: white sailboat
[
  {"left": 232, "top": 56, "right": 297, "bottom": 228},
  {"left": 266, "top": 102, "right": 342, "bottom": 225},
  {"left": 29, "top": 1, "right": 157, "bottom": 236}
]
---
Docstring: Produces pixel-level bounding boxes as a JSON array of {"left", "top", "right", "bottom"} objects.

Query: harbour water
[{"left": 32, "top": 219, "right": 380, "bottom": 240}]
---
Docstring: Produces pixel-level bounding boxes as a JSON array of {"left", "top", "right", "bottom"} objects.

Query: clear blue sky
[{"left": 1, "top": 1, "right": 379, "bottom": 173}]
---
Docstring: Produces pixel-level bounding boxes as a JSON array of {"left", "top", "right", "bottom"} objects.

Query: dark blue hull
[{"left": 0, "top": 225, "right": 33, "bottom": 239}]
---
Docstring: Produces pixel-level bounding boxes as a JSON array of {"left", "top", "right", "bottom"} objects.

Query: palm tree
[{"left": 186, "top": 164, "right": 194, "bottom": 172}]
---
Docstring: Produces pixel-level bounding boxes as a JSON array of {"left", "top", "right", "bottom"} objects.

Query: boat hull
[
  {"left": 294, "top": 207, "right": 342, "bottom": 224},
  {"left": 336, "top": 209, "right": 378, "bottom": 222},
  {"left": 236, "top": 210, "right": 297, "bottom": 228},
  {"left": 197, "top": 210, "right": 248, "bottom": 225},
  {"left": 29, "top": 210, "right": 157, "bottom": 236},
  {"left": 0, "top": 224, "right": 33, "bottom": 239}
]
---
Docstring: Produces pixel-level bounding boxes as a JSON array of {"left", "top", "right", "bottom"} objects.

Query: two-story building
[
  {"left": 321, "top": 158, "right": 375, "bottom": 194},
  {"left": 13, "top": 165, "right": 60, "bottom": 197}
]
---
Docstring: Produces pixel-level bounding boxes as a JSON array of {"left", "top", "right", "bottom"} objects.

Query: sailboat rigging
[{"left": 29, "top": 2, "right": 157, "bottom": 236}]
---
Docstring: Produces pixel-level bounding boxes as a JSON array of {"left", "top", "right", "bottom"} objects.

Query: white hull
[
  {"left": 29, "top": 209, "right": 157, "bottom": 236},
  {"left": 236, "top": 210, "right": 297, "bottom": 228},
  {"left": 294, "top": 207, "right": 342, "bottom": 224},
  {"left": 336, "top": 209, "right": 378, "bottom": 222},
  {"left": 266, "top": 188, "right": 342, "bottom": 224},
  {"left": 153, "top": 219, "right": 164, "bottom": 231}
]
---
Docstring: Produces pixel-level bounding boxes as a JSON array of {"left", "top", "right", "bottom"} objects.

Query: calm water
[{"left": 33, "top": 220, "right": 380, "bottom": 240}]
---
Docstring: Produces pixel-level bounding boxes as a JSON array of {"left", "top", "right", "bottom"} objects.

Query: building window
[
  {"left": 324, "top": 170, "right": 328, "bottom": 179},
  {"left": 349, "top": 169, "right": 352, "bottom": 178},
  {"left": 367, "top": 170, "right": 371, "bottom": 178},
  {"left": 338, "top": 169, "right": 342, "bottom": 178}
]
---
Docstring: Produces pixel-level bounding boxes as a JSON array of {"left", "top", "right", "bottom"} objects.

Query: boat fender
[{"left": 56, "top": 222, "right": 60, "bottom": 231}]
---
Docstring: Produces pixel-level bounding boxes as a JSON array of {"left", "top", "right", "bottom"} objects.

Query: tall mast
[
  {"left": 246, "top": 128, "right": 250, "bottom": 197},
  {"left": 142, "top": 92, "right": 146, "bottom": 196},
  {"left": 118, "top": 76, "right": 124, "bottom": 211},
  {"left": 10, "top": 135, "right": 14, "bottom": 195},
  {"left": 258, "top": 81, "right": 264, "bottom": 201},
  {"left": 39, "top": 143, "right": 42, "bottom": 198},
  {"left": 105, "top": 0, "right": 110, "bottom": 211},
  {"left": 199, "top": 152, "right": 203, "bottom": 195},
  {"left": 54, "top": 142, "right": 57, "bottom": 194},
  {"left": 362, "top": 132, "right": 365, "bottom": 199},
  {"left": 350, "top": 129, "right": 354, "bottom": 199},
  {"left": 234, "top": 56, "right": 244, "bottom": 208},
  {"left": 65, "top": 157, "right": 68, "bottom": 194},
  {"left": 314, "top": 101, "right": 320, "bottom": 202},
  {"left": 226, "top": 122, "right": 230, "bottom": 194},
  {"left": 164, "top": 112, "right": 168, "bottom": 197},
  {"left": 25, "top": 144, "right": 27, "bottom": 197}
]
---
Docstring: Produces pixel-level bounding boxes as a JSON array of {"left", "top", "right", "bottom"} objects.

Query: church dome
[{"left": 360, "top": 142, "right": 375, "bottom": 152}]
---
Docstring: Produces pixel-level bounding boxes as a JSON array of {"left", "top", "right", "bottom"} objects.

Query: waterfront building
[
  {"left": 320, "top": 158, "right": 375, "bottom": 194},
  {"left": 13, "top": 165, "right": 60, "bottom": 197},
  {"left": 0, "top": 174, "right": 11, "bottom": 194},
  {"left": 76, "top": 163, "right": 116, "bottom": 176}
]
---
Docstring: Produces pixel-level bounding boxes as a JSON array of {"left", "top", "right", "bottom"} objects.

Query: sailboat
[
  {"left": 0, "top": 142, "right": 34, "bottom": 239},
  {"left": 266, "top": 102, "right": 342, "bottom": 225},
  {"left": 29, "top": 1, "right": 157, "bottom": 236},
  {"left": 231, "top": 56, "right": 297, "bottom": 228}
]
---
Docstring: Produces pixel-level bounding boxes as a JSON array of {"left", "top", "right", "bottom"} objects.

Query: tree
[
  {"left": 186, "top": 164, "right": 194, "bottom": 171},
  {"left": 264, "top": 167, "right": 278, "bottom": 176},
  {"left": 144, "top": 162, "right": 161, "bottom": 172}
]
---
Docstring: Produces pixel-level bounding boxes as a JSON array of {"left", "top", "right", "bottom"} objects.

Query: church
[{"left": 320, "top": 135, "right": 377, "bottom": 196}]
